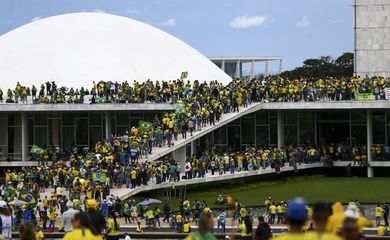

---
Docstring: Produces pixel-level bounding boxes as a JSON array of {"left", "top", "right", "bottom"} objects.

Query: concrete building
[
  {"left": 355, "top": 0, "right": 390, "bottom": 77},
  {"left": 209, "top": 56, "right": 283, "bottom": 79}
]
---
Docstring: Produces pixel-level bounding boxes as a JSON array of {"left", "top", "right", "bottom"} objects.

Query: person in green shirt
[{"left": 185, "top": 213, "right": 216, "bottom": 240}]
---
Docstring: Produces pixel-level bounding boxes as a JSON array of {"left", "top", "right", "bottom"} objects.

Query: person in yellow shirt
[
  {"left": 238, "top": 215, "right": 253, "bottom": 239},
  {"left": 176, "top": 213, "right": 183, "bottom": 233},
  {"left": 276, "top": 203, "right": 285, "bottom": 224},
  {"left": 269, "top": 203, "right": 277, "bottom": 224},
  {"left": 106, "top": 212, "right": 120, "bottom": 240},
  {"left": 377, "top": 225, "right": 388, "bottom": 236},
  {"left": 376, "top": 204, "right": 384, "bottom": 226},
  {"left": 136, "top": 221, "right": 143, "bottom": 233},
  {"left": 326, "top": 202, "right": 345, "bottom": 234},
  {"left": 35, "top": 226, "right": 45, "bottom": 240},
  {"left": 63, "top": 212, "right": 102, "bottom": 240},
  {"left": 183, "top": 221, "right": 191, "bottom": 233}
]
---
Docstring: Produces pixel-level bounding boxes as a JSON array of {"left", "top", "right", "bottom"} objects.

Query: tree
[{"left": 280, "top": 52, "right": 354, "bottom": 79}]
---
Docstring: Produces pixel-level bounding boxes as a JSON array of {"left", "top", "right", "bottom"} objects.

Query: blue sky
[{"left": 0, "top": 0, "right": 353, "bottom": 71}]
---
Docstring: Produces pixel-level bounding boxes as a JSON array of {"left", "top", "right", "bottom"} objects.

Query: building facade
[{"left": 355, "top": 0, "right": 390, "bottom": 77}]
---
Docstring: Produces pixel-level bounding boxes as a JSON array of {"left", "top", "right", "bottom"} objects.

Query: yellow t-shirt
[
  {"left": 63, "top": 228, "right": 103, "bottom": 240},
  {"left": 107, "top": 218, "right": 120, "bottom": 236},
  {"left": 269, "top": 205, "right": 277, "bottom": 214},
  {"left": 378, "top": 226, "right": 387, "bottom": 236},
  {"left": 375, "top": 207, "right": 383, "bottom": 217},
  {"left": 35, "top": 230, "right": 44, "bottom": 240},
  {"left": 305, "top": 232, "right": 343, "bottom": 240},
  {"left": 239, "top": 223, "right": 252, "bottom": 237}
]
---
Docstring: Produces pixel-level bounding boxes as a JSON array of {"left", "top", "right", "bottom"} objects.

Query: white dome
[{"left": 0, "top": 13, "right": 231, "bottom": 90}]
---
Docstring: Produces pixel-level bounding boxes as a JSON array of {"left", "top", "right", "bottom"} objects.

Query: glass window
[
  {"left": 62, "top": 113, "right": 75, "bottom": 126},
  {"left": 228, "top": 126, "right": 240, "bottom": 150},
  {"left": 351, "top": 125, "right": 367, "bottom": 145},
  {"left": 285, "top": 126, "right": 298, "bottom": 145},
  {"left": 373, "top": 112, "right": 385, "bottom": 144},
  {"left": 28, "top": 119, "right": 34, "bottom": 146},
  {"left": 130, "top": 118, "right": 142, "bottom": 129},
  {"left": 34, "top": 114, "right": 47, "bottom": 126},
  {"left": 270, "top": 115, "right": 277, "bottom": 145},
  {"left": 76, "top": 119, "right": 89, "bottom": 145},
  {"left": 90, "top": 127, "right": 102, "bottom": 146},
  {"left": 116, "top": 126, "right": 128, "bottom": 135},
  {"left": 299, "top": 112, "right": 315, "bottom": 145},
  {"left": 89, "top": 113, "right": 102, "bottom": 126},
  {"left": 49, "top": 119, "right": 61, "bottom": 146},
  {"left": 284, "top": 112, "right": 297, "bottom": 124},
  {"left": 116, "top": 113, "right": 129, "bottom": 126},
  {"left": 256, "top": 111, "right": 269, "bottom": 125},
  {"left": 351, "top": 111, "right": 366, "bottom": 124},
  {"left": 130, "top": 112, "right": 144, "bottom": 118},
  {"left": 213, "top": 126, "right": 226, "bottom": 144},
  {"left": 317, "top": 112, "right": 349, "bottom": 121},
  {"left": 256, "top": 126, "right": 269, "bottom": 147},
  {"left": 8, "top": 114, "right": 20, "bottom": 126},
  {"left": 8, "top": 127, "right": 21, "bottom": 154},
  {"left": 62, "top": 127, "right": 74, "bottom": 147},
  {"left": 34, "top": 127, "right": 48, "bottom": 147},
  {"left": 0, "top": 117, "right": 7, "bottom": 145},
  {"left": 242, "top": 117, "right": 255, "bottom": 144}
]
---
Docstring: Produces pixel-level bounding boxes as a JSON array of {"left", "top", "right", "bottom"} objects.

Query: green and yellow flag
[
  {"left": 175, "top": 103, "right": 186, "bottom": 114},
  {"left": 180, "top": 71, "right": 188, "bottom": 80},
  {"left": 92, "top": 172, "right": 108, "bottom": 183},
  {"left": 139, "top": 121, "right": 153, "bottom": 132},
  {"left": 18, "top": 189, "right": 38, "bottom": 207}
]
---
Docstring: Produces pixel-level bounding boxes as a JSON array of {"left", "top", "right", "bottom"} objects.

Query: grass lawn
[{"left": 135, "top": 176, "right": 390, "bottom": 210}]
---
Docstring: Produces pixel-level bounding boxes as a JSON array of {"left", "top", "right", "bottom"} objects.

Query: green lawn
[{"left": 135, "top": 176, "right": 390, "bottom": 210}]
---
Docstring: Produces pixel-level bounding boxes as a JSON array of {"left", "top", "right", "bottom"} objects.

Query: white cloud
[
  {"left": 229, "top": 15, "right": 269, "bottom": 29},
  {"left": 93, "top": 9, "right": 107, "bottom": 13},
  {"left": 30, "top": 16, "right": 41, "bottom": 22},
  {"left": 125, "top": 7, "right": 138, "bottom": 14},
  {"left": 296, "top": 16, "right": 310, "bottom": 28},
  {"left": 159, "top": 18, "right": 177, "bottom": 27}
]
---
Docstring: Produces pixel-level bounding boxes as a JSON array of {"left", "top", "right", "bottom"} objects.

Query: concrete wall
[{"left": 355, "top": 0, "right": 390, "bottom": 77}]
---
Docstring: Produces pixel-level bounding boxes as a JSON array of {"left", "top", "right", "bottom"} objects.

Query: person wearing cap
[
  {"left": 275, "top": 198, "right": 308, "bottom": 240},
  {"left": 86, "top": 199, "right": 106, "bottom": 235},
  {"left": 0, "top": 200, "right": 12, "bottom": 240},
  {"left": 62, "top": 201, "right": 79, "bottom": 232}
]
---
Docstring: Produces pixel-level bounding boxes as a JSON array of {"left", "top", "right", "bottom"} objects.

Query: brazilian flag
[
  {"left": 175, "top": 103, "right": 186, "bottom": 114},
  {"left": 139, "top": 121, "right": 153, "bottom": 132},
  {"left": 180, "top": 71, "right": 188, "bottom": 80},
  {"left": 4, "top": 189, "right": 15, "bottom": 202},
  {"left": 30, "top": 145, "right": 46, "bottom": 154},
  {"left": 92, "top": 171, "right": 108, "bottom": 183},
  {"left": 18, "top": 190, "right": 38, "bottom": 207}
]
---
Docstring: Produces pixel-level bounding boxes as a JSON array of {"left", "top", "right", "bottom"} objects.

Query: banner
[
  {"left": 356, "top": 92, "right": 374, "bottom": 101},
  {"left": 92, "top": 172, "right": 108, "bottom": 183},
  {"left": 386, "top": 88, "right": 390, "bottom": 100},
  {"left": 175, "top": 103, "right": 186, "bottom": 114},
  {"left": 18, "top": 190, "right": 38, "bottom": 207},
  {"left": 180, "top": 71, "right": 188, "bottom": 80}
]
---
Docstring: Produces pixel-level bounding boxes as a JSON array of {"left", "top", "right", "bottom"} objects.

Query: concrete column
[
  {"left": 367, "top": 110, "right": 373, "bottom": 177},
  {"left": 21, "top": 112, "right": 28, "bottom": 161},
  {"left": 279, "top": 59, "right": 283, "bottom": 74},
  {"left": 235, "top": 60, "right": 241, "bottom": 79},
  {"left": 250, "top": 60, "right": 255, "bottom": 79},
  {"left": 173, "top": 145, "right": 187, "bottom": 172},
  {"left": 221, "top": 60, "right": 225, "bottom": 72},
  {"left": 277, "top": 110, "right": 284, "bottom": 148},
  {"left": 190, "top": 140, "right": 197, "bottom": 157},
  {"left": 265, "top": 61, "right": 269, "bottom": 77},
  {"left": 105, "top": 112, "right": 112, "bottom": 138}
]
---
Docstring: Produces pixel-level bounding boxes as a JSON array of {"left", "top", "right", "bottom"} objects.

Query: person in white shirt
[
  {"left": 0, "top": 200, "right": 12, "bottom": 239},
  {"left": 62, "top": 201, "right": 79, "bottom": 232}
]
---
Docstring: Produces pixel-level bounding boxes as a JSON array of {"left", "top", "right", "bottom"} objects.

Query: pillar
[
  {"left": 105, "top": 112, "right": 112, "bottom": 138},
  {"left": 173, "top": 145, "right": 187, "bottom": 171},
  {"left": 250, "top": 60, "right": 255, "bottom": 79},
  {"left": 21, "top": 112, "right": 28, "bottom": 161},
  {"left": 264, "top": 61, "right": 269, "bottom": 77},
  {"left": 367, "top": 110, "right": 374, "bottom": 177},
  {"left": 277, "top": 110, "right": 284, "bottom": 148},
  {"left": 221, "top": 60, "right": 225, "bottom": 72},
  {"left": 279, "top": 59, "right": 283, "bottom": 74},
  {"left": 235, "top": 60, "right": 241, "bottom": 79},
  {"left": 190, "top": 140, "right": 197, "bottom": 157}
]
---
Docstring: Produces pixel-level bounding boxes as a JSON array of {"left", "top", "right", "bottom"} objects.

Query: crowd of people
[{"left": 1, "top": 75, "right": 389, "bottom": 104}]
